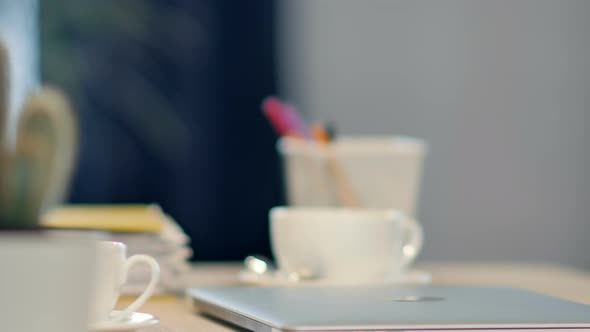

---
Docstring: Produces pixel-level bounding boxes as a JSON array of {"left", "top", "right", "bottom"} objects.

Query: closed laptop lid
[{"left": 188, "top": 286, "right": 590, "bottom": 332}]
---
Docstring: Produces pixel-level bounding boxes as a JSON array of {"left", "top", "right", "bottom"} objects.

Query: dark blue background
[{"left": 45, "top": 0, "right": 283, "bottom": 260}]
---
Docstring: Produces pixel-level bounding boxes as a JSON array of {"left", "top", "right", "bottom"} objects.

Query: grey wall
[{"left": 279, "top": 0, "right": 590, "bottom": 267}]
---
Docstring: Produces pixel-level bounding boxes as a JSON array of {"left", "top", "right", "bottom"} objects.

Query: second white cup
[
  {"left": 270, "top": 207, "right": 423, "bottom": 284},
  {"left": 89, "top": 241, "right": 160, "bottom": 325}
]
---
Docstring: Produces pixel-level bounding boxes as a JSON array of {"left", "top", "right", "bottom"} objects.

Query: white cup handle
[
  {"left": 398, "top": 214, "right": 423, "bottom": 270},
  {"left": 111, "top": 254, "right": 160, "bottom": 321}
]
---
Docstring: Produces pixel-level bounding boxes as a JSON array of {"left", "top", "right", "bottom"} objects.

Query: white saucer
[
  {"left": 91, "top": 311, "right": 159, "bottom": 332},
  {"left": 238, "top": 269, "right": 432, "bottom": 287}
]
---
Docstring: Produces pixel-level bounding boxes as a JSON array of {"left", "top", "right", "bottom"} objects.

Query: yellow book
[{"left": 41, "top": 204, "right": 164, "bottom": 233}]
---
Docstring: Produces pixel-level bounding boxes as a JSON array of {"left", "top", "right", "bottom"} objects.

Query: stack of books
[{"left": 42, "top": 204, "right": 192, "bottom": 294}]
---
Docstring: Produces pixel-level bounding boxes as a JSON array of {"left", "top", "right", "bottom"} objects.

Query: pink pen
[{"left": 262, "top": 97, "right": 291, "bottom": 136}]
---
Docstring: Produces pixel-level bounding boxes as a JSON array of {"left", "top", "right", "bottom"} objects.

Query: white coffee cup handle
[
  {"left": 398, "top": 214, "right": 424, "bottom": 270},
  {"left": 111, "top": 254, "right": 160, "bottom": 321}
]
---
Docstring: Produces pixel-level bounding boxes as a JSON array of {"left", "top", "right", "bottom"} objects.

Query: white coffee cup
[
  {"left": 278, "top": 136, "right": 426, "bottom": 217},
  {"left": 89, "top": 241, "right": 160, "bottom": 325},
  {"left": 270, "top": 207, "right": 423, "bottom": 284},
  {"left": 0, "top": 232, "right": 98, "bottom": 332}
]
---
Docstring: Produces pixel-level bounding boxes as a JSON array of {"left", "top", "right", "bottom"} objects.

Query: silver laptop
[{"left": 188, "top": 286, "right": 590, "bottom": 332}]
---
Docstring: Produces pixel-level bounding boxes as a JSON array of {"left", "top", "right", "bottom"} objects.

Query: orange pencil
[
  {"left": 311, "top": 123, "right": 330, "bottom": 144},
  {"left": 311, "top": 122, "right": 361, "bottom": 207}
]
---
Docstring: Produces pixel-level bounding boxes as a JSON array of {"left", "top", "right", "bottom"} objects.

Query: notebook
[{"left": 41, "top": 204, "right": 164, "bottom": 233}]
